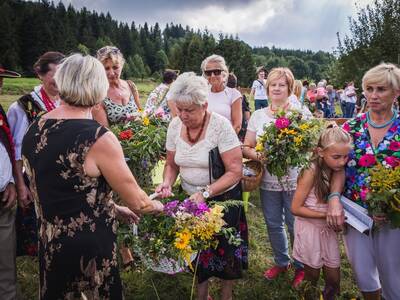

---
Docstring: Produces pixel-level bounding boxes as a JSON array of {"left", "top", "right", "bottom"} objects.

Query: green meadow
[{"left": 0, "top": 79, "right": 360, "bottom": 300}]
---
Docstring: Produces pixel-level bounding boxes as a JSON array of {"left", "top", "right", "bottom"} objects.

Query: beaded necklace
[
  {"left": 269, "top": 101, "right": 290, "bottom": 113},
  {"left": 366, "top": 110, "right": 397, "bottom": 129},
  {"left": 40, "top": 87, "right": 57, "bottom": 112},
  {"left": 186, "top": 113, "right": 207, "bottom": 144}
]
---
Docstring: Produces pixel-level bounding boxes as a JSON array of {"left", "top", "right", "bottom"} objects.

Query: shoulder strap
[
  {"left": 257, "top": 80, "right": 264, "bottom": 86},
  {"left": 17, "top": 94, "right": 45, "bottom": 123},
  {"left": 126, "top": 80, "right": 138, "bottom": 95}
]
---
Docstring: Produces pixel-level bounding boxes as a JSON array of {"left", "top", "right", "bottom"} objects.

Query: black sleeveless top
[{"left": 22, "top": 118, "right": 122, "bottom": 300}]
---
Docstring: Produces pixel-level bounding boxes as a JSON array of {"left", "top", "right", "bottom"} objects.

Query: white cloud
[{"left": 170, "top": 0, "right": 292, "bottom": 34}]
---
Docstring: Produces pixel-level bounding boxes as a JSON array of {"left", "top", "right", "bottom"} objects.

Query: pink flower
[
  {"left": 275, "top": 117, "right": 290, "bottom": 129},
  {"left": 360, "top": 187, "right": 369, "bottom": 201},
  {"left": 358, "top": 154, "right": 376, "bottom": 167},
  {"left": 388, "top": 141, "right": 400, "bottom": 151},
  {"left": 342, "top": 123, "right": 350, "bottom": 132},
  {"left": 389, "top": 125, "right": 398, "bottom": 132},
  {"left": 360, "top": 114, "right": 367, "bottom": 120},
  {"left": 155, "top": 106, "right": 165, "bottom": 118},
  {"left": 385, "top": 156, "right": 400, "bottom": 167}
]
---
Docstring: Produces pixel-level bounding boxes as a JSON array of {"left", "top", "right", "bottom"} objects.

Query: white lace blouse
[{"left": 166, "top": 112, "right": 240, "bottom": 195}]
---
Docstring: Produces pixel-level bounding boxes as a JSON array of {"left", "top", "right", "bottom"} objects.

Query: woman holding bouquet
[
  {"left": 22, "top": 54, "right": 163, "bottom": 299},
  {"left": 93, "top": 46, "right": 142, "bottom": 127},
  {"left": 242, "top": 67, "right": 311, "bottom": 288},
  {"left": 156, "top": 72, "right": 248, "bottom": 300},
  {"left": 330, "top": 63, "right": 400, "bottom": 300}
]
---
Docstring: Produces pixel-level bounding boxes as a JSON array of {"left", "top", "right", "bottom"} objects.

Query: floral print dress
[
  {"left": 22, "top": 118, "right": 122, "bottom": 300},
  {"left": 343, "top": 112, "right": 400, "bottom": 207}
]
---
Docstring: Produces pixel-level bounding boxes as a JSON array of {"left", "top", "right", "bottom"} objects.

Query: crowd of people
[{"left": 0, "top": 47, "right": 399, "bottom": 300}]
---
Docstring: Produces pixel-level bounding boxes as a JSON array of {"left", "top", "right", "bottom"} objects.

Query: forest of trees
[
  {"left": 330, "top": 0, "right": 400, "bottom": 88},
  {"left": 0, "top": 0, "right": 335, "bottom": 86}
]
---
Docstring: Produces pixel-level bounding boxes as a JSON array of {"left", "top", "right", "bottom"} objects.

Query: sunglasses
[
  {"left": 204, "top": 69, "right": 223, "bottom": 76},
  {"left": 97, "top": 46, "right": 121, "bottom": 56}
]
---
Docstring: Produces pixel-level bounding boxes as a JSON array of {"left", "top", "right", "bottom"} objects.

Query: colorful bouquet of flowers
[
  {"left": 111, "top": 111, "right": 168, "bottom": 188},
  {"left": 367, "top": 164, "right": 400, "bottom": 228},
  {"left": 255, "top": 109, "right": 323, "bottom": 181},
  {"left": 120, "top": 196, "right": 241, "bottom": 274}
]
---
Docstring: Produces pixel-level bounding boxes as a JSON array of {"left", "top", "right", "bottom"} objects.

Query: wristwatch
[{"left": 200, "top": 185, "right": 212, "bottom": 199}]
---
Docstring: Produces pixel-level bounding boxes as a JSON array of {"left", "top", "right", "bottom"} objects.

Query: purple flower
[
  {"left": 163, "top": 200, "right": 179, "bottom": 216},
  {"left": 195, "top": 202, "right": 210, "bottom": 216},
  {"left": 180, "top": 199, "right": 210, "bottom": 216}
]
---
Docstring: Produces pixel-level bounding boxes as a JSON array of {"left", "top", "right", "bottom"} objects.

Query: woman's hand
[
  {"left": 155, "top": 182, "right": 172, "bottom": 198},
  {"left": 152, "top": 200, "right": 164, "bottom": 213},
  {"left": 17, "top": 182, "right": 32, "bottom": 208},
  {"left": 115, "top": 204, "right": 140, "bottom": 224},
  {"left": 372, "top": 213, "right": 387, "bottom": 227},
  {"left": 189, "top": 192, "right": 205, "bottom": 204}
]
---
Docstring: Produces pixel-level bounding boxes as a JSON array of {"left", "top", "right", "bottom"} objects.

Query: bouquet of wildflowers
[
  {"left": 111, "top": 111, "right": 168, "bottom": 187},
  {"left": 367, "top": 164, "right": 400, "bottom": 228},
  {"left": 255, "top": 109, "right": 323, "bottom": 181},
  {"left": 120, "top": 196, "right": 241, "bottom": 274}
]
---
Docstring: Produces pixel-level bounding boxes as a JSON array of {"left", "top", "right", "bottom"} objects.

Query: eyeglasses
[{"left": 204, "top": 69, "right": 223, "bottom": 76}]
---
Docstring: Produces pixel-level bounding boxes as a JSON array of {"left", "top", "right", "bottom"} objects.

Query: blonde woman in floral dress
[
  {"left": 330, "top": 63, "right": 400, "bottom": 300},
  {"left": 22, "top": 54, "right": 163, "bottom": 300},
  {"left": 243, "top": 67, "right": 312, "bottom": 288}
]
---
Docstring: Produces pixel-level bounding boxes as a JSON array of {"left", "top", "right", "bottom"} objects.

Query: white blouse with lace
[
  {"left": 166, "top": 112, "right": 240, "bottom": 195},
  {"left": 247, "top": 103, "right": 312, "bottom": 191}
]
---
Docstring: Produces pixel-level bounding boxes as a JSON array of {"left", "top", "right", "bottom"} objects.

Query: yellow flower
[
  {"left": 294, "top": 135, "right": 303, "bottom": 145},
  {"left": 255, "top": 142, "right": 264, "bottom": 152},
  {"left": 211, "top": 205, "right": 224, "bottom": 217},
  {"left": 143, "top": 117, "right": 150, "bottom": 126},
  {"left": 299, "top": 123, "right": 309, "bottom": 131},
  {"left": 278, "top": 128, "right": 297, "bottom": 138},
  {"left": 174, "top": 230, "right": 191, "bottom": 250}
]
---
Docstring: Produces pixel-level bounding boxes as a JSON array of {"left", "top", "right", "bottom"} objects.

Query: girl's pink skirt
[{"left": 292, "top": 217, "right": 340, "bottom": 269}]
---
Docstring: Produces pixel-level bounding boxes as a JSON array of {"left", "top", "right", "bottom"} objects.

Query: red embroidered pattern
[
  {"left": 40, "top": 87, "right": 56, "bottom": 112},
  {"left": 0, "top": 113, "right": 15, "bottom": 162}
]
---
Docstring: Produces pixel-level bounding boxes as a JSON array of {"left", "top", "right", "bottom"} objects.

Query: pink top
[
  {"left": 304, "top": 188, "right": 328, "bottom": 213},
  {"left": 298, "top": 188, "right": 328, "bottom": 227}
]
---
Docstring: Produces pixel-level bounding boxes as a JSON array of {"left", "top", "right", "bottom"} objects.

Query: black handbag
[
  {"left": 208, "top": 146, "right": 242, "bottom": 201},
  {"left": 208, "top": 146, "right": 225, "bottom": 182}
]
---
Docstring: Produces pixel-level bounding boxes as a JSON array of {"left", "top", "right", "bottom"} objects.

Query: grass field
[{"left": 1, "top": 79, "right": 361, "bottom": 299}]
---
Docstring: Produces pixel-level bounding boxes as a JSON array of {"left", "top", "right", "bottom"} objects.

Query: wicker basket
[
  {"left": 140, "top": 252, "right": 198, "bottom": 274},
  {"left": 131, "top": 223, "right": 197, "bottom": 274},
  {"left": 242, "top": 160, "right": 264, "bottom": 192}
]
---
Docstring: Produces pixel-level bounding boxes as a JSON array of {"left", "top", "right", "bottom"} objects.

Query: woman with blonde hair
[
  {"left": 243, "top": 67, "right": 311, "bottom": 288},
  {"left": 93, "top": 46, "right": 142, "bottom": 127},
  {"left": 22, "top": 54, "right": 163, "bottom": 299},
  {"left": 293, "top": 79, "right": 303, "bottom": 100},
  {"left": 201, "top": 54, "right": 242, "bottom": 134},
  {"left": 330, "top": 63, "right": 400, "bottom": 300}
]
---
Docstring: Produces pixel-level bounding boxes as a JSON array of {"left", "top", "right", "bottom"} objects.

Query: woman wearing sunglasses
[
  {"left": 201, "top": 54, "right": 242, "bottom": 134},
  {"left": 93, "top": 46, "right": 142, "bottom": 127}
]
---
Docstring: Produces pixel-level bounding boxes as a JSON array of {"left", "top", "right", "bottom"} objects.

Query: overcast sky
[{"left": 60, "top": 0, "right": 374, "bottom": 52}]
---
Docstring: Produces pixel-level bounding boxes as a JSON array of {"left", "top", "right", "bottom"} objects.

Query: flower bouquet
[
  {"left": 255, "top": 109, "right": 323, "bottom": 181},
  {"left": 367, "top": 164, "right": 400, "bottom": 228},
  {"left": 119, "top": 196, "right": 241, "bottom": 274},
  {"left": 111, "top": 111, "right": 168, "bottom": 188}
]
